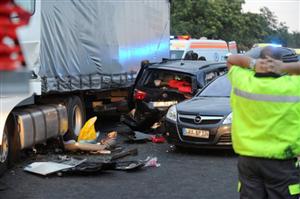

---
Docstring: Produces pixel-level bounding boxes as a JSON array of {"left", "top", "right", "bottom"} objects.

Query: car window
[
  {"left": 143, "top": 70, "right": 192, "bottom": 89},
  {"left": 170, "top": 50, "right": 185, "bottom": 59},
  {"left": 204, "top": 69, "right": 227, "bottom": 84},
  {"left": 198, "top": 75, "right": 231, "bottom": 97}
]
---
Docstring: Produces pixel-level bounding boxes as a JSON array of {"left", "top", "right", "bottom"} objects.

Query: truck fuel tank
[{"left": 13, "top": 104, "right": 68, "bottom": 149}]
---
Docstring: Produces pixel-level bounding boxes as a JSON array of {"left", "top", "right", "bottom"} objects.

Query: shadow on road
[{"left": 169, "top": 145, "right": 237, "bottom": 158}]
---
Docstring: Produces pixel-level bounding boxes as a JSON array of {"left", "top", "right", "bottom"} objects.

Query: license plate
[
  {"left": 151, "top": 101, "right": 177, "bottom": 108},
  {"left": 183, "top": 128, "right": 209, "bottom": 139}
]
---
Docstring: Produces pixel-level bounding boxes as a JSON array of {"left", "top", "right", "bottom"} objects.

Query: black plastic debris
[
  {"left": 62, "top": 161, "right": 116, "bottom": 175},
  {"left": 125, "top": 131, "right": 153, "bottom": 143},
  {"left": 114, "top": 161, "right": 145, "bottom": 171},
  {"left": 63, "top": 160, "right": 145, "bottom": 175},
  {"left": 110, "top": 148, "right": 138, "bottom": 161}
]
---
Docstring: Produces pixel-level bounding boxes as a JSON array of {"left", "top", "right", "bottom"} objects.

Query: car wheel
[
  {"left": 0, "top": 116, "right": 20, "bottom": 176},
  {"left": 64, "top": 96, "right": 86, "bottom": 140},
  {"left": 0, "top": 127, "right": 9, "bottom": 176}
]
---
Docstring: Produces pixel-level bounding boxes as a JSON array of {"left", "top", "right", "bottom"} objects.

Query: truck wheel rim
[
  {"left": 0, "top": 132, "right": 8, "bottom": 163},
  {"left": 73, "top": 105, "right": 83, "bottom": 136}
]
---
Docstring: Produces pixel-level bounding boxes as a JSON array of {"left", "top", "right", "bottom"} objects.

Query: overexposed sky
[{"left": 243, "top": 0, "right": 300, "bottom": 32}]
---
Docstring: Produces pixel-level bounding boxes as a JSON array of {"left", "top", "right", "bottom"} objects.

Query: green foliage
[{"left": 171, "top": 0, "right": 300, "bottom": 51}]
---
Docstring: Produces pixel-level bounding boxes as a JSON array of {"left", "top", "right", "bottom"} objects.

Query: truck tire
[
  {"left": 0, "top": 127, "right": 9, "bottom": 176},
  {"left": 0, "top": 116, "right": 20, "bottom": 176},
  {"left": 64, "top": 96, "right": 86, "bottom": 141}
]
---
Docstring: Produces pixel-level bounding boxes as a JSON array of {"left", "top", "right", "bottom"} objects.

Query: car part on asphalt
[
  {"left": 124, "top": 131, "right": 153, "bottom": 143},
  {"left": 143, "top": 156, "right": 161, "bottom": 168},
  {"left": 110, "top": 148, "right": 138, "bottom": 161},
  {"left": 151, "top": 135, "right": 166, "bottom": 143},
  {"left": 63, "top": 131, "right": 117, "bottom": 153},
  {"left": 77, "top": 117, "right": 98, "bottom": 143},
  {"left": 24, "top": 157, "right": 86, "bottom": 176}
]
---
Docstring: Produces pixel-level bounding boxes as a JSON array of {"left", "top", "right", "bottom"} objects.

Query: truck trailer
[{"left": 0, "top": 0, "right": 170, "bottom": 174}]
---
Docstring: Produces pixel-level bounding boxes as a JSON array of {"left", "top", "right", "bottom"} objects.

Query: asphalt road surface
[{"left": 0, "top": 119, "right": 238, "bottom": 199}]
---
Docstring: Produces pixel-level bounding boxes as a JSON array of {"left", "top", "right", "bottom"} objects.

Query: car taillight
[{"left": 134, "top": 89, "right": 147, "bottom": 100}]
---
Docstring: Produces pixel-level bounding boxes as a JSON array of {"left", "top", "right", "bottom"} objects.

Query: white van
[
  {"left": 170, "top": 37, "right": 229, "bottom": 62},
  {"left": 228, "top": 41, "right": 238, "bottom": 54}
]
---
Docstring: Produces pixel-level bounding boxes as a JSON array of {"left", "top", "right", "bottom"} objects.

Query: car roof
[{"left": 147, "top": 60, "right": 226, "bottom": 74}]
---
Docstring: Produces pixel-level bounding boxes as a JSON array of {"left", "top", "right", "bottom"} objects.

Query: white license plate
[
  {"left": 152, "top": 101, "right": 177, "bottom": 108},
  {"left": 183, "top": 128, "right": 209, "bottom": 139}
]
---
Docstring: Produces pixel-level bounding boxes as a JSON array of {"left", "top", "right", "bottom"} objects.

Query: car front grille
[{"left": 178, "top": 114, "right": 223, "bottom": 125}]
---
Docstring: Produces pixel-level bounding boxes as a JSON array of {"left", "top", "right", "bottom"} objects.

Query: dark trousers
[{"left": 238, "top": 156, "right": 300, "bottom": 199}]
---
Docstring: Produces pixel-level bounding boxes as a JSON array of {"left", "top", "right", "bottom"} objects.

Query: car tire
[
  {"left": 0, "top": 116, "right": 20, "bottom": 176},
  {"left": 64, "top": 96, "right": 86, "bottom": 141},
  {"left": 0, "top": 127, "right": 9, "bottom": 176}
]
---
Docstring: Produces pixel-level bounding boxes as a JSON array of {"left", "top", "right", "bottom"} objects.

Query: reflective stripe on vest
[{"left": 234, "top": 88, "right": 300, "bottom": 103}]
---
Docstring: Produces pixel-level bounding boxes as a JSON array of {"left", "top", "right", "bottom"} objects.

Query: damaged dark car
[{"left": 122, "top": 60, "right": 227, "bottom": 131}]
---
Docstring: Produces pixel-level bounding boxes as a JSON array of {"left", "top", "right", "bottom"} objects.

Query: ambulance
[
  {"left": 170, "top": 36, "right": 229, "bottom": 62},
  {"left": 228, "top": 41, "right": 238, "bottom": 54}
]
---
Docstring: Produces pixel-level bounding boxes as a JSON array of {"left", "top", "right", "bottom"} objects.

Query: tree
[{"left": 171, "top": 1, "right": 300, "bottom": 51}]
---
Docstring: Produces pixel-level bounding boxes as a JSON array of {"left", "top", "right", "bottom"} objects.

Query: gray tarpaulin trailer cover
[{"left": 39, "top": 0, "right": 170, "bottom": 92}]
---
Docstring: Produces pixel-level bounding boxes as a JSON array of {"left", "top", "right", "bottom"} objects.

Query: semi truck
[{"left": 0, "top": 0, "right": 170, "bottom": 174}]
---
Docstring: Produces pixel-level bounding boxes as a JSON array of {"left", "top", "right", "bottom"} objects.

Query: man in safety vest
[{"left": 227, "top": 46, "right": 300, "bottom": 199}]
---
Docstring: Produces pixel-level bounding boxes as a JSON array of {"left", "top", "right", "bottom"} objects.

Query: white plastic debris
[{"left": 144, "top": 156, "right": 161, "bottom": 168}]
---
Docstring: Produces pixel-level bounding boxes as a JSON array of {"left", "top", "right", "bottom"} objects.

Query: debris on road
[
  {"left": 24, "top": 157, "right": 86, "bottom": 176},
  {"left": 109, "top": 148, "right": 138, "bottom": 161},
  {"left": 63, "top": 160, "right": 145, "bottom": 175},
  {"left": 151, "top": 135, "right": 166, "bottom": 143},
  {"left": 64, "top": 131, "right": 117, "bottom": 153},
  {"left": 23, "top": 146, "right": 141, "bottom": 176},
  {"left": 77, "top": 116, "right": 98, "bottom": 144},
  {"left": 144, "top": 156, "right": 161, "bottom": 168},
  {"left": 125, "top": 131, "right": 153, "bottom": 143},
  {"left": 114, "top": 160, "right": 145, "bottom": 171}
]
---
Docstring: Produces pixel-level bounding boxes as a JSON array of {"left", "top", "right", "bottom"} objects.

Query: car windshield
[
  {"left": 198, "top": 75, "right": 231, "bottom": 97},
  {"left": 170, "top": 50, "right": 184, "bottom": 59}
]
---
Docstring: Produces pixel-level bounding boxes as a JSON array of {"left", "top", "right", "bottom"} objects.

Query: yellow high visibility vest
[{"left": 228, "top": 66, "right": 300, "bottom": 159}]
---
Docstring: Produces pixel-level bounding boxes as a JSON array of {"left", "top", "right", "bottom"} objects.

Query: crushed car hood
[{"left": 176, "top": 97, "right": 231, "bottom": 115}]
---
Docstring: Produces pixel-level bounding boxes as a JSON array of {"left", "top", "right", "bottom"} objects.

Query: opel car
[{"left": 165, "top": 75, "right": 232, "bottom": 148}]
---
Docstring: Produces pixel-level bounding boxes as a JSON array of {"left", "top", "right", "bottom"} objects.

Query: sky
[{"left": 243, "top": 0, "right": 300, "bottom": 32}]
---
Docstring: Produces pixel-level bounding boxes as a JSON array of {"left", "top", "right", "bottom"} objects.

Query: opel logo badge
[
  {"left": 194, "top": 115, "right": 202, "bottom": 124},
  {"left": 162, "top": 93, "right": 168, "bottom": 98}
]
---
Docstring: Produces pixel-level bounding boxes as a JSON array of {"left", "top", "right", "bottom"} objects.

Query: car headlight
[
  {"left": 223, "top": 112, "right": 232, "bottom": 124},
  {"left": 166, "top": 105, "right": 177, "bottom": 122}
]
